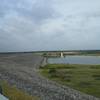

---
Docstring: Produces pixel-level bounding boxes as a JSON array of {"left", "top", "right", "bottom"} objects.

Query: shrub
[
  {"left": 48, "top": 69, "right": 56, "bottom": 74},
  {"left": 48, "top": 69, "right": 58, "bottom": 78},
  {"left": 79, "top": 82, "right": 92, "bottom": 87},
  {"left": 90, "top": 66, "right": 100, "bottom": 69},
  {"left": 65, "top": 66, "right": 76, "bottom": 69},
  {"left": 65, "top": 79, "right": 71, "bottom": 82},
  {"left": 59, "top": 74, "right": 72, "bottom": 82},
  {"left": 94, "top": 77, "right": 100, "bottom": 80},
  {"left": 92, "top": 75, "right": 100, "bottom": 78}
]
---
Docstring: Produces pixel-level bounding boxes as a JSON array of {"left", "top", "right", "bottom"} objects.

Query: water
[{"left": 48, "top": 56, "right": 100, "bottom": 65}]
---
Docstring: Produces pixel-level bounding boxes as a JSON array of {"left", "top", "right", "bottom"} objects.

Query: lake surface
[{"left": 48, "top": 56, "right": 100, "bottom": 65}]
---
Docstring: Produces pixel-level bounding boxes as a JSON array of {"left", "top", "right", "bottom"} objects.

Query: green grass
[
  {"left": 40, "top": 64, "right": 100, "bottom": 98},
  {"left": 0, "top": 81, "right": 39, "bottom": 100}
]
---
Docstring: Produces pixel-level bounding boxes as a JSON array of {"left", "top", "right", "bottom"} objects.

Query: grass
[
  {"left": 40, "top": 64, "right": 100, "bottom": 98},
  {"left": 0, "top": 81, "right": 39, "bottom": 100}
]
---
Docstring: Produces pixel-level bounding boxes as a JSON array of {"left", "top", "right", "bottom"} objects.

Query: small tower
[{"left": 61, "top": 52, "right": 64, "bottom": 58}]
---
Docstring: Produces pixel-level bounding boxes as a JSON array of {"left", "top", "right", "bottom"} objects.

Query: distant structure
[{"left": 61, "top": 52, "right": 64, "bottom": 58}]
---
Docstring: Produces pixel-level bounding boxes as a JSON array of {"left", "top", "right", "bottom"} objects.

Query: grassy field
[
  {"left": 0, "top": 81, "right": 39, "bottom": 100},
  {"left": 40, "top": 64, "right": 100, "bottom": 98}
]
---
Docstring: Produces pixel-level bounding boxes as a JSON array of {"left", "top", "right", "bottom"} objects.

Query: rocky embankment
[{"left": 0, "top": 53, "right": 99, "bottom": 100}]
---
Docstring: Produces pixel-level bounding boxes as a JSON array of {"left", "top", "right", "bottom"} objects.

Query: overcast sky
[{"left": 0, "top": 0, "right": 100, "bottom": 52}]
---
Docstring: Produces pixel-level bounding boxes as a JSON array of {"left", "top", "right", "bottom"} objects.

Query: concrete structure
[{"left": 61, "top": 52, "right": 64, "bottom": 57}]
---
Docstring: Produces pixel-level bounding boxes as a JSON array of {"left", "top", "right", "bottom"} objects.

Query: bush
[
  {"left": 61, "top": 75, "right": 72, "bottom": 82},
  {"left": 65, "top": 79, "right": 71, "bottom": 82},
  {"left": 48, "top": 69, "right": 56, "bottom": 74},
  {"left": 79, "top": 82, "right": 92, "bottom": 87},
  {"left": 43, "top": 53, "right": 47, "bottom": 56},
  {"left": 90, "top": 66, "right": 100, "bottom": 69},
  {"left": 92, "top": 75, "right": 100, "bottom": 80},
  {"left": 92, "top": 75, "right": 100, "bottom": 78},
  {"left": 65, "top": 66, "right": 76, "bottom": 69},
  {"left": 94, "top": 77, "right": 100, "bottom": 80},
  {"left": 48, "top": 69, "right": 58, "bottom": 78}
]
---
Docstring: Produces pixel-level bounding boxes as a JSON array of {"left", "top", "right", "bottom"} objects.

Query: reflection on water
[{"left": 48, "top": 56, "right": 100, "bottom": 65}]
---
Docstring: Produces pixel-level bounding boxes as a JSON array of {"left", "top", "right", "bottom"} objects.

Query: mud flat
[{"left": 0, "top": 53, "right": 99, "bottom": 100}]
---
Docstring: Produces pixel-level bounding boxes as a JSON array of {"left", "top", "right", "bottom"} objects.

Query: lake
[{"left": 48, "top": 56, "right": 100, "bottom": 65}]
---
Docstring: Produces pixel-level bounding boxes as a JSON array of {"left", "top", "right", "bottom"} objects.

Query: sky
[{"left": 0, "top": 0, "right": 100, "bottom": 52}]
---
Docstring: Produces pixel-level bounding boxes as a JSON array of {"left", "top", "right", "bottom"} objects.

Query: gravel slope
[{"left": 0, "top": 53, "right": 99, "bottom": 100}]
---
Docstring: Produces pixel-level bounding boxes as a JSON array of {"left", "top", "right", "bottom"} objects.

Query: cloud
[{"left": 0, "top": 0, "right": 100, "bottom": 52}]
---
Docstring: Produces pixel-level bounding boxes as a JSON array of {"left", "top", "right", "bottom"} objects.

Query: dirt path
[{"left": 0, "top": 53, "right": 99, "bottom": 100}]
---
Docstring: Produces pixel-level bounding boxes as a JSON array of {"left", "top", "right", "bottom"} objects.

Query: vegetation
[
  {"left": 40, "top": 64, "right": 100, "bottom": 98},
  {"left": 0, "top": 81, "right": 39, "bottom": 100}
]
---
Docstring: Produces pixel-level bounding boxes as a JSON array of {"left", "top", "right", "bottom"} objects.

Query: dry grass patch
[{"left": 0, "top": 81, "right": 39, "bottom": 100}]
